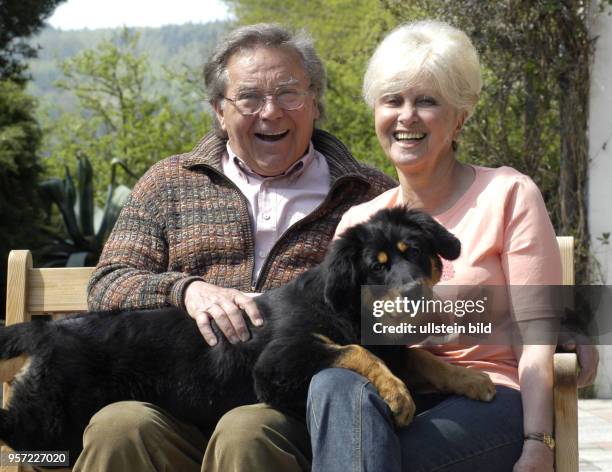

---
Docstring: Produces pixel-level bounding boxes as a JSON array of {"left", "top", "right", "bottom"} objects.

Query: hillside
[{"left": 26, "top": 22, "right": 229, "bottom": 110}]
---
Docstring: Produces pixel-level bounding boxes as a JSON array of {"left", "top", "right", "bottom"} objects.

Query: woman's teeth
[{"left": 394, "top": 131, "right": 426, "bottom": 141}]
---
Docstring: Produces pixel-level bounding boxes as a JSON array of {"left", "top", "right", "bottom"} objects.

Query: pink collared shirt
[{"left": 222, "top": 142, "right": 330, "bottom": 282}]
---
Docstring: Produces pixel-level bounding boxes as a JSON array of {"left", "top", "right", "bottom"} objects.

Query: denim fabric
[{"left": 307, "top": 368, "right": 524, "bottom": 472}]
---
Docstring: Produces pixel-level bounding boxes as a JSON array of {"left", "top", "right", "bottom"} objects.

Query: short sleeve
[{"left": 502, "top": 175, "right": 562, "bottom": 320}]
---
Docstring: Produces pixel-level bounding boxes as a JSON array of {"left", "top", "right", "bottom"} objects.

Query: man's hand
[
  {"left": 562, "top": 341, "right": 599, "bottom": 388},
  {"left": 184, "top": 281, "right": 263, "bottom": 346}
]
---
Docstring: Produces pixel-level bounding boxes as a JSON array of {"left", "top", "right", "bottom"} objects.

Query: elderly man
[{"left": 78, "top": 24, "right": 395, "bottom": 472}]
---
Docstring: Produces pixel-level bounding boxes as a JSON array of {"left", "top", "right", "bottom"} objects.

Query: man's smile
[{"left": 255, "top": 130, "right": 290, "bottom": 142}]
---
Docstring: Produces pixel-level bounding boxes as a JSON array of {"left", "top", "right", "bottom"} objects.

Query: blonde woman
[{"left": 307, "top": 21, "right": 565, "bottom": 472}]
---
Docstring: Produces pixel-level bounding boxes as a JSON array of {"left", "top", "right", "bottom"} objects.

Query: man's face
[{"left": 214, "top": 47, "right": 320, "bottom": 177}]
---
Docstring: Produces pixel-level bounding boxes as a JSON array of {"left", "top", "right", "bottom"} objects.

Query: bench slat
[{"left": 27, "top": 267, "right": 93, "bottom": 314}]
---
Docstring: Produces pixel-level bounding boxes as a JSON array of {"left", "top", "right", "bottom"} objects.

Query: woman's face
[{"left": 374, "top": 86, "right": 466, "bottom": 172}]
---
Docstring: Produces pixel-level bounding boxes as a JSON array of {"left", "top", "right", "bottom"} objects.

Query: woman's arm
[
  {"left": 501, "top": 175, "right": 562, "bottom": 471},
  {"left": 512, "top": 343, "right": 555, "bottom": 472}
]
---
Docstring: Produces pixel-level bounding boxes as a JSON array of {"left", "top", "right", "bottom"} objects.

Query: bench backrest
[
  {"left": 5, "top": 250, "right": 93, "bottom": 326},
  {"left": 4, "top": 237, "right": 576, "bottom": 324}
]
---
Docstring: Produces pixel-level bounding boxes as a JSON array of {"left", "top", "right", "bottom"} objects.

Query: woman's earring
[{"left": 452, "top": 127, "right": 462, "bottom": 152}]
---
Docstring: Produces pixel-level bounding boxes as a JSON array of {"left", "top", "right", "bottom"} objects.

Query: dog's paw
[
  {"left": 377, "top": 375, "right": 415, "bottom": 427},
  {"left": 454, "top": 368, "right": 496, "bottom": 402}
]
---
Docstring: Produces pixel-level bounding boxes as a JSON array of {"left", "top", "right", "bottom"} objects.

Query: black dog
[{"left": 0, "top": 208, "right": 495, "bottom": 464}]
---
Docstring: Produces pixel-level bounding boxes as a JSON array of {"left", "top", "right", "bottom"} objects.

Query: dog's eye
[{"left": 405, "top": 247, "right": 421, "bottom": 258}]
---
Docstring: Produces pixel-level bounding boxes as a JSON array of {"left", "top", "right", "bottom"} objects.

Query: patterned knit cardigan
[{"left": 87, "top": 129, "right": 396, "bottom": 311}]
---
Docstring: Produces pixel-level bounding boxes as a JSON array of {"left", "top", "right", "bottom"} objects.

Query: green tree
[
  {"left": 42, "top": 29, "right": 211, "bottom": 203},
  {"left": 0, "top": 0, "right": 66, "bottom": 81},
  {"left": 0, "top": 0, "right": 66, "bottom": 318},
  {"left": 0, "top": 80, "right": 45, "bottom": 316}
]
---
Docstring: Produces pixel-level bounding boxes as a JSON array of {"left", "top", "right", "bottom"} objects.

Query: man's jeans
[{"left": 307, "top": 368, "right": 524, "bottom": 472}]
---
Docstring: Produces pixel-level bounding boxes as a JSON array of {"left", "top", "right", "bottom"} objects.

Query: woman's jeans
[{"left": 307, "top": 368, "right": 524, "bottom": 472}]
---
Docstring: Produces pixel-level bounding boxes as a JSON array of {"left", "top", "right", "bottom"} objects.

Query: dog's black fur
[{"left": 0, "top": 208, "right": 488, "bottom": 464}]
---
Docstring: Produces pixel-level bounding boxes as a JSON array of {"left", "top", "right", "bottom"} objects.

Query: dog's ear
[
  {"left": 406, "top": 210, "right": 461, "bottom": 261},
  {"left": 323, "top": 236, "right": 361, "bottom": 312}
]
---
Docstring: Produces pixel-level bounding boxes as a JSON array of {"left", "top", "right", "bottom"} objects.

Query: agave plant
[{"left": 37, "top": 154, "right": 136, "bottom": 267}]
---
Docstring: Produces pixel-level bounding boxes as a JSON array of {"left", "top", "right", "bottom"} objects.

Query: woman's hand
[
  {"left": 184, "top": 281, "right": 263, "bottom": 346},
  {"left": 513, "top": 440, "right": 553, "bottom": 472},
  {"left": 562, "top": 340, "right": 599, "bottom": 387}
]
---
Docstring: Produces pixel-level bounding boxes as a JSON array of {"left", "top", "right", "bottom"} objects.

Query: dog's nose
[
  {"left": 400, "top": 282, "right": 429, "bottom": 301},
  {"left": 388, "top": 260, "right": 415, "bottom": 281}
]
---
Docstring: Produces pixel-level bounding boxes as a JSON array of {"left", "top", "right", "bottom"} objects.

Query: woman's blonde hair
[{"left": 363, "top": 20, "right": 482, "bottom": 120}]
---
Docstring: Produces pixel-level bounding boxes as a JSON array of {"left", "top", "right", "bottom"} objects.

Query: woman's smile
[{"left": 375, "top": 88, "right": 463, "bottom": 169}]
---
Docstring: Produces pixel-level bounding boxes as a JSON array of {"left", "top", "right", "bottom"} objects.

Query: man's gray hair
[{"left": 203, "top": 23, "right": 326, "bottom": 132}]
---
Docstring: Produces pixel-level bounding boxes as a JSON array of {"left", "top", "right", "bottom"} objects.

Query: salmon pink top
[{"left": 335, "top": 165, "right": 562, "bottom": 389}]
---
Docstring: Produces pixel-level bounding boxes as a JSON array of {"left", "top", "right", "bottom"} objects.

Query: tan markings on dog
[
  {"left": 397, "top": 241, "right": 408, "bottom": 253},
  {"left": 416, "top": 277, "right": 434, "bottom": 289},
  {"left": 333, "top": 345, "right": 415, "bottom": 426},
  {"left": 0, "top": 355, "right": 31, "bottom": 383},
  {"left": 377, "top": 251, "right": 388, "bottom": 264},
  {"left": 430, "top": 257, "right": 441, "bottom": 285},
  {"left": 403, "top": 349, "right": 496, "bottom": 402}
]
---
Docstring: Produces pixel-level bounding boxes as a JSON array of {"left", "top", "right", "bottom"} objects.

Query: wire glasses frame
[{"left": 222, "top": 88, "right": 313, "bottom": 116}]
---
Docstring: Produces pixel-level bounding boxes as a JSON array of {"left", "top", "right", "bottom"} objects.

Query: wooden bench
[{"left": 2, "top": 240, "right": 579, "bottom": 471}]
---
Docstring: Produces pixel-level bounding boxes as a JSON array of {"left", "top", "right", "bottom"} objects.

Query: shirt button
[
  {"left": 258, "top": 251, "right": 267, "bottom": 258},
  {"left": 263, "top": 214, "right": 271, "bottom": 221}
]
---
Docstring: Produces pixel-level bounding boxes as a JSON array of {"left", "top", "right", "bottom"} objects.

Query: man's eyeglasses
[{"left": 223, "top": 88, "right": 313, "bottom": 115}]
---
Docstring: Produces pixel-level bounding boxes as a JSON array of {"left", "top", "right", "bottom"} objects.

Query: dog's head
[{"left": 323, "top": 207, "right": 461, "bottom": 313}]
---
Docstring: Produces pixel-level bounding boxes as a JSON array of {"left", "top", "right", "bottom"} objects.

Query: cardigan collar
[{"left": 182, "top": 128, "right": 368, "bottom": 184}]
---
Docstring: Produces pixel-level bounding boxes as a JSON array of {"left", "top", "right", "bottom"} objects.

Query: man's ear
[
  {"left": 313, "top": 97, "right": 321, "bottom": 121},
  {"left": 213, "top": 99, "right": 227, "bottom": 132},
  {"left": 323, "top": 238, "right": 360, "bottom": 313}
]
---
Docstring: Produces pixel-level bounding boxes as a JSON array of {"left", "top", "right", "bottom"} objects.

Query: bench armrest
[{"left": 553, "top": 352, "right": 578, "bottom": 472}]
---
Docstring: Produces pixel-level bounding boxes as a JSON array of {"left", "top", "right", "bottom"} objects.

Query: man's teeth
[
  {"left": 260, "top": 131, "right": 286, "bottom": 136},
  {"left": 256, "top": 130, "right": 289, "bottom": 141},
  {"left": 394, "top": 131, "right": 426, "bottom": 140}
]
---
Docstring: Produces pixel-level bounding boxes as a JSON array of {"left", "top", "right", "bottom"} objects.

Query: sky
[{"left": 47, "top": 0, "right": 231, "bottom": 30}]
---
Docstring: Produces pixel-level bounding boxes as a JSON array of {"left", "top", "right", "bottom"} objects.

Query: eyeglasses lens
[{"left": 234, "top": 90, "right": 307, "bottom": 115}]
